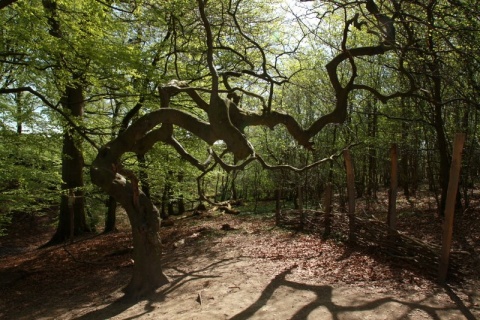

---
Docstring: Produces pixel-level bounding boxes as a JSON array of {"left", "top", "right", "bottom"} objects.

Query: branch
[
  {"left": 131, "top": 125, "right": 208, "bottom": 171},
  {"left": 160, "top": 83, "right": 210, "bottom": 111},
  {"left": 197, "top": 0, "right": 218, "bottom": 92},
  {"left": 352, "top": 83, "right": 415, "bottom": 103},
  {"left": 208, "top": 144, "right": 354, "bottom": 174},
  {"left": 210, "top": 149, "right": 257, "bottom": 173},
  {"left": 196, "top": 162, "right": 217, "bottom": 203},
  {"left": 0, "top": 86, "right": 99, "bottom": 149},
  {"left": 256, "top": 150, "right": 343, "bottom": 173}
]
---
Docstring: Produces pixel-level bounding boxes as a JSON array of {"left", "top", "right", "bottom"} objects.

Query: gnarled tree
[{"left": 89, "top": 0, "right": 404, "bottom": 298}]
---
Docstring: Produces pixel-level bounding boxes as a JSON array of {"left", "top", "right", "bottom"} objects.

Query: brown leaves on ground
[{"left": 0, "top": 192, "right": 479, "bottom": 319}]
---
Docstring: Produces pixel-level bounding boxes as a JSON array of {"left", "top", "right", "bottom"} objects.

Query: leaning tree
[{"left": 90, "top": 0, "right": 408, "bottom": 298}]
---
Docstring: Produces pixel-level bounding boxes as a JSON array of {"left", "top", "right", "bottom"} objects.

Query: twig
[{"left": 196, "top": 292, "right": 203, "bottom": 305}]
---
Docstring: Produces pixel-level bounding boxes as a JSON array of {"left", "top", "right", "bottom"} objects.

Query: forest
[{"left": 0, "top": 0, "right": 479, "bottom": 319}]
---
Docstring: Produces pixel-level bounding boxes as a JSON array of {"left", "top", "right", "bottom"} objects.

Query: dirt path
[
  {"left": 76, "top": 252, "right": 478, "bottom": 320},
  {"left": 1, "top": 213, "right": 479, "bottom": 319}
]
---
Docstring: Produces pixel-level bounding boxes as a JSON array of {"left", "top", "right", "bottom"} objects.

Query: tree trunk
[
  {"left": 366, "top": 104, "right": 378, "bottom": 198},
  {"left": 122, "top": 195, "right": 169, "bottom": 298},
  {"left": 16, "top": 92, "right": 23, "bottom": 134},
  {"left": 214, "top": 172, "right": 220, "bottom": 202},
  {"left": 221, "top": 174, "right": 229, "bottom": 201},
  {"left": 90, "top": 157, "right": 169, "bottom": 299},
  {"left": 104, "top": 196, "right": 117, "bottom": 233},
  {"left": 231, "top": 170, "right": 238, "bottom": 200},
  {"left": 177, "top": 172, "right": 185, "bottom": 214},
  {"left": 103, "top": 98, "right": 121, "bottom": 232},
  {"left": 48, "top": 83, "right": 88, "bottom": 244},
  {"left": 42, "top": 0, "right": 88, "bottom": 244},
  {"left": 434, "top": 106, "right": 450, "bottom": 216},
  {"left": 427, "top": 3, "right": 453, "bottom": 217},
  {"left": 160, "top": 185, "right": 169, "bottom": 219},
  {"left": 160, "top": 172, "right": 172, "bottom": 219}
]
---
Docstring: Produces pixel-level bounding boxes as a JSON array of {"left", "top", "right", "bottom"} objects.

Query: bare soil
[{"left": 0, "top": 197, "right": 479, "bottom": 320}]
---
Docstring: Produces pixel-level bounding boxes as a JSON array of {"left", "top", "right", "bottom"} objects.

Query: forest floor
[{"left": 0, "top": 191, "right": 479, "bottom": 319}]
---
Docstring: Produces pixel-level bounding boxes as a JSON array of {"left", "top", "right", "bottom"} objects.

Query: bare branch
[{"left": 208, "top": 143, "right": 354, "bottom": 174}]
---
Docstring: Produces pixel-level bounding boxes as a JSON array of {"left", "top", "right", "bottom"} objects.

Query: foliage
[
  {"left": 1, "top": 0, "right": 479, "bottom": 220},
  {"left": 0, "top": 130, "right": 62, "bottom": 234}
]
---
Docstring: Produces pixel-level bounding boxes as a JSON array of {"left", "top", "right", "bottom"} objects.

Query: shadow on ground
[
  {"left": 230, "top": 265, "right": 477, "bottom": 320},
  {"left": 1, "top": 213, "right": 479, "bottom": 320},
  {"left": 72, "top": 261, "right": 477, "bottom": 320}
]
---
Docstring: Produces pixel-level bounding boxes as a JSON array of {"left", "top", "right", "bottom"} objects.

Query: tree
[
  {"left": 385, "top": 0, "right": 480, "bottom": 215},
  {"left": 89, "top": 0, "right": 401, "bottom": 298},
  {"left": 1, "top": 0, "right": 155, "bottom": 240}
]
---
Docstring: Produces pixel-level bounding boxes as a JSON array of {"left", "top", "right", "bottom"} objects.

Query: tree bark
[
  {"left": 41, "top": 0, "right": 89, "bottom": 244},
  {"left": 426, "top": 1, "right": 452, "bottom": 217},
  {"left": 48, "top": 83, "right": 88, "bottom": 244},
  {"left": 122, "top": 193, "right": 169, "bottom": 297},
  {"left": 91, "top": 155, "right": 169, "bottom": 298}
]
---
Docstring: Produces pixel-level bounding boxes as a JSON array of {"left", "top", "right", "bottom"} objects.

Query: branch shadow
[
  {"left": 443, "top": 284, "right": 477, "bottom": 320},
  {"left": 73, "top": 258, "right": 235, "bottom": 320},
  {"left": 230, "top": 265, "right": 477, "bottom": 320}
]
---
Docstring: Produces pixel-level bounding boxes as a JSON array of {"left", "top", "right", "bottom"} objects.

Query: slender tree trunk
[
  {"left": 231, "top": 170, "right": 238, "bottom": 200},
  {"left": 104, "top": 99, "right": 121, "bottom": 232},
  {"left": 400, "top": 123, "right": 410, "bottom": 199},
  {"left": 16, "top": 92, "right": 23, "bottom": 134},
  {"left": 160, "top": 185, "right": 169, "bottom": 219},
  {"left": 177, "top": 172, "right": 185, "bottom": 214},
  {"left": 253, "top": 169, "right": 259, "bottom": 212},
  {"left": 367, "top": 104, "right": 378, "bottom": 198},
  {"left": 104, "top": 196, "right": 117, "bottom": 233},
  {"left": 161, "top": 171, "right": 173, "bottom": 218},
  {"left": 433, "top": 103, "right": 450, "bottom": 216},
  {"left": 214, "top": 172, "right": 220, "bottom": 202},
  {"left": 221, "top": 174, "right": 230, "bottom": 201},
  {"left": 426, "top": 2, "right": 454, "bottom": 217}
]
